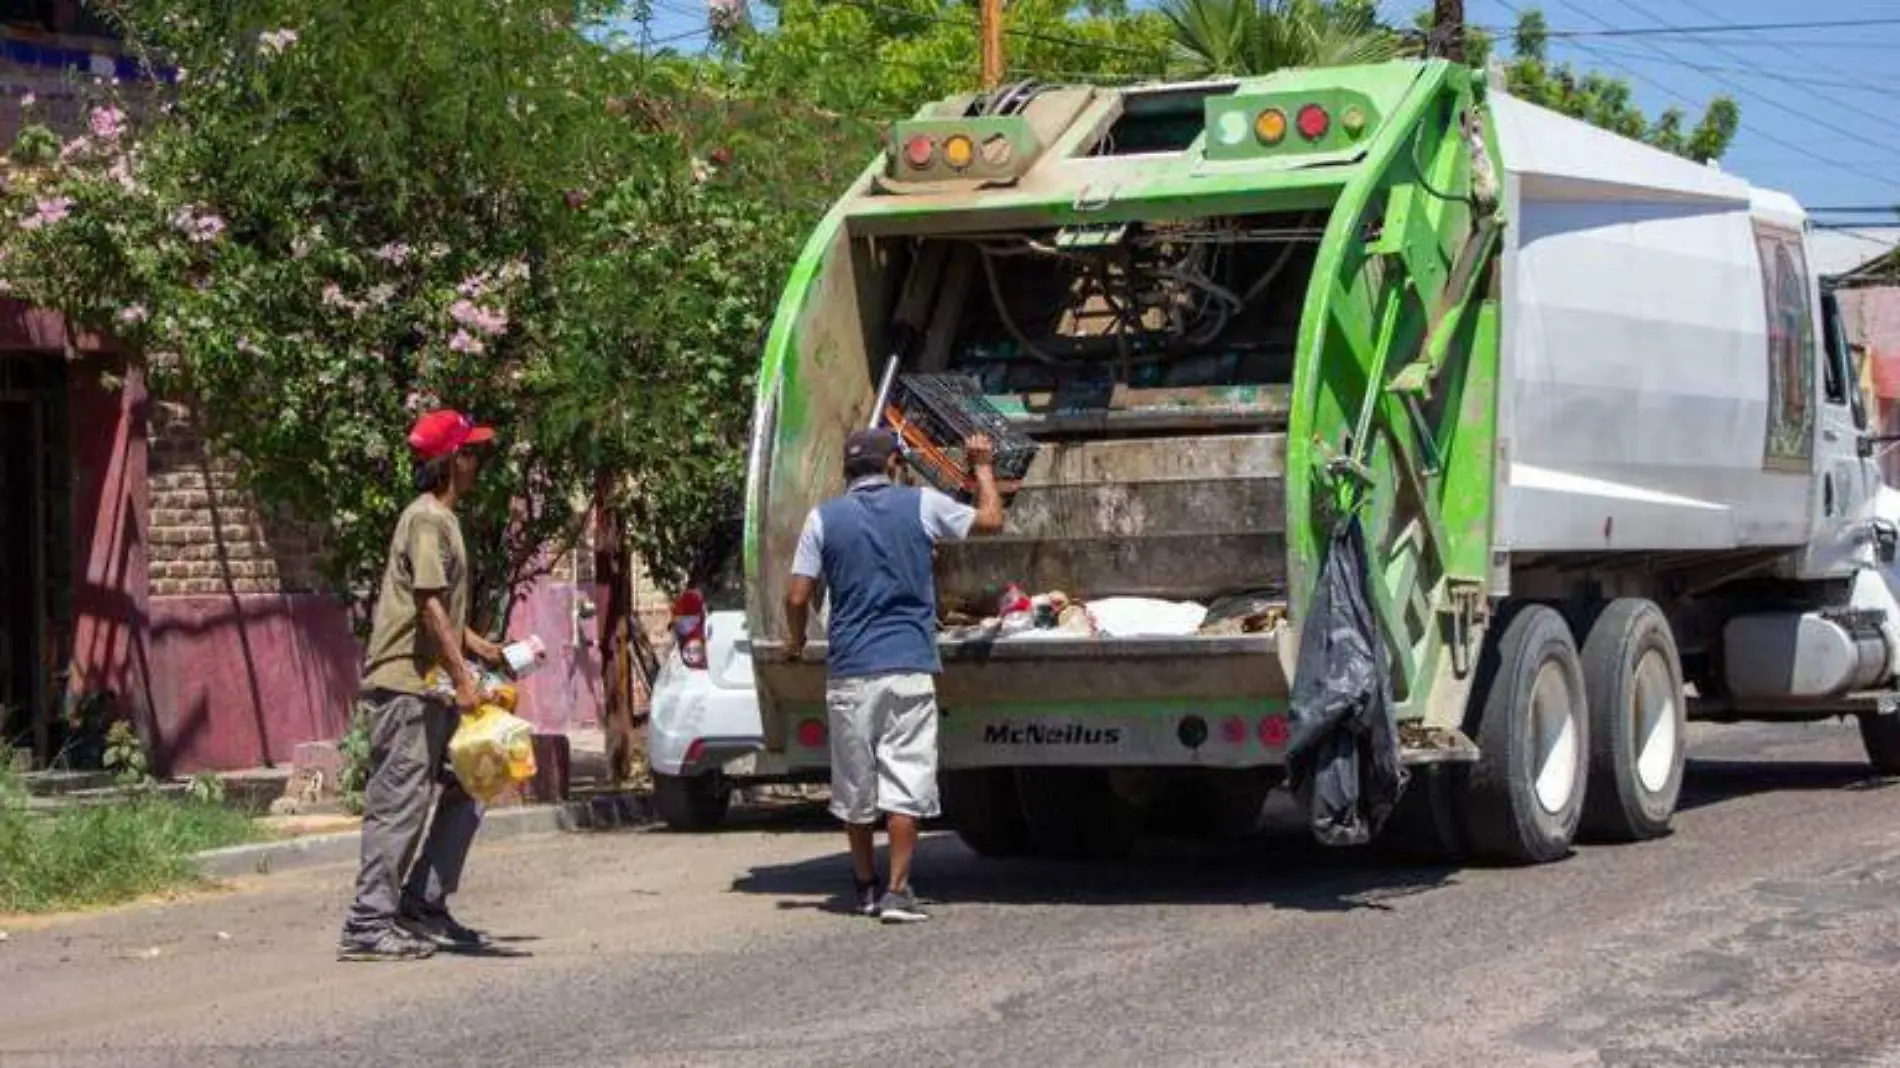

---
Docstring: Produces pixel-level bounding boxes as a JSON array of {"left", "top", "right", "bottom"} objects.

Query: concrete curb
[{"left": 192, "top": 798, "right": 651, "bottom": 879}]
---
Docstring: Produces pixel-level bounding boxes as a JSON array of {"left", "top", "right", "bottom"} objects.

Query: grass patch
[{"left": 0, "top": 772, "right": 268, "bottom": 914}]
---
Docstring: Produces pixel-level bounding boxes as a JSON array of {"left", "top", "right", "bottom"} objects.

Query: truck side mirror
[{"left": 1875, "top": 519, "right": 1899, "bottom": 565}]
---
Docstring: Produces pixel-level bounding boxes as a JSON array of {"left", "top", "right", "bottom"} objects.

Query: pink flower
[
  {"left": 194, "top": 214, "right": 225, "bottom": 242},
  {"left": 20, "top": 196, "right": 73, "bottom": 230},
  {"left": 88, "top": 106, "right": 125, "bottom": 142},
  {"left": 321, "top": 282, "right": 347, "bottom": 306},
  {"left": 107, "top": 156, "right": 139, "bottom": 192},
  {"left": 448, "top": 329, "right": 485, "bottom": 355},
  {"left": 366, "top": 283, "right": 397, "bottom": 306},
  {"left": 372, "top": 242, "right": 411, "bottom": 265},
  {"left": 449, "top": 299, "right": 508, "bottom": 337},
  {"left": 19, "top": 93, "right": 34, "bottom": 109},
  {"left": 456, "top": 274, "right": 490, "bottom": 299},
  {"left": 172, "top": 208, "right": 225, "bottom": 243},
  {"left": 116, "top": 304, "right": 149, "bottom": 325},
  {"left": 59, "top": 136, "right": 92, "bottom": 162},
  {"left": 258, "top": 28, "right": 298, "bottom": 55},
  {"left": 498, "top": 260, "right": 529, "bottom": 284}
]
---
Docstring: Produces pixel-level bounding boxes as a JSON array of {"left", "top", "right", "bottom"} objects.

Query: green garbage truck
[{"left": 736, "top": 59, "right": 1900, "bottom": 863}]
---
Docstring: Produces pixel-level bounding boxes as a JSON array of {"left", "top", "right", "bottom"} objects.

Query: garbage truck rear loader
[{"left": 740, "top": 59, "right": 1900, "bottom": 863}]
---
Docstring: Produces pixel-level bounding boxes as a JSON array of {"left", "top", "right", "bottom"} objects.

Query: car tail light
[
  {"left": 683, "top": 737, "right": 706, "bottom": 767},
  {"left": 796, "top": 717, "right": 827, "bottom": 748},
  {"left": 671, "top": 589, "right": 708, "bottom": 670},
  {"left": 1296, "top": 103, "right": 1330, "bottom": 141}
]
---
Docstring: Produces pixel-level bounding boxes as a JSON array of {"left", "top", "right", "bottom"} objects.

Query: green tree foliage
[
  {"left": 1497, "top": 8, "right": 1739, "bottom": 162},
  {"left": 1162, "top": 0, "right": 1398, "bottom": 79},
  {"left": 724, "top": 0, "right": 1173, "bottom": 118},
  {"left": 0, "top": 0, "right": 871, "bottom": 614}
]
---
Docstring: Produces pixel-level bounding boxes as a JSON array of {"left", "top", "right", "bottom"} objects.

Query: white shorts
[{"left": 826, "top": 673, "right": 940, "bottom": 824}]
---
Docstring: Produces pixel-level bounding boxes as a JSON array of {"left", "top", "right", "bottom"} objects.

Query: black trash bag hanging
[{"left": 1285, "top": 516, "right": 1408, "bottom": 847}]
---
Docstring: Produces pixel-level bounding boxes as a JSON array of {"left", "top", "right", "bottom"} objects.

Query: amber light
[
  {"left": 1254, "top": 108, "right": 1288, "bottom": 145},
  {"left": 1297, "top": 103, "right": 1330, "bottom": 141},
  {"left": 943, "top": 134, "right": 975, "bottom": 170},
  {"left": 903, "top": 134, "right": 936, "bottom": 169}
]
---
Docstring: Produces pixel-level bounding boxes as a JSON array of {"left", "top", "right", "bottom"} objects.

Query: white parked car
[{"left": 646, "top": 530, "right": 823, "bottom": 830}]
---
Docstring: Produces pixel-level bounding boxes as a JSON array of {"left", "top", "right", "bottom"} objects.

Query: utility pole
[
  {"left": 1431, "top": 0, "right": 1466, "bottom": 62},
  {"left": 980, "top": 0, "right": 1004, "bottom": 90}
]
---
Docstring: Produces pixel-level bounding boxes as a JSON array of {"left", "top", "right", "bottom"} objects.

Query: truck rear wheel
[
  {"left": 1579, "top": 599, "right": 1686, "bottom": 841},
  {"left": 652, "top": 772, "right": 732, "bottom": 831},
  {"left": 942, "top": 768, "right": 1032, "bottom": 857},
  {"left": 1461, "top": 604, "right": 1590, "bottom": 865},
  {"left": 1857, "top": 712, "right": 1900, "bottom": 776},
  {"left": 1014, "top": 768, "right": 1142, "bottom": 860}
]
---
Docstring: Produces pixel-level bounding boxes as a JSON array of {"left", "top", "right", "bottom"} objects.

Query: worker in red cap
[{"left": 338, "top": 408, "right": 506, "bottom": 962}]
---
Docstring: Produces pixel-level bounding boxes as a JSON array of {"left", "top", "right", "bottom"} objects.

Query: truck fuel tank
[{"left": 1723, "top": 610, "right": 1892, "bottom": 701}]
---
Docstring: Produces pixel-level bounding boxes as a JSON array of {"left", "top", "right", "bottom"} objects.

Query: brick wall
[{"left": 146, "top": 401, "right": 328, "bottom": 598}]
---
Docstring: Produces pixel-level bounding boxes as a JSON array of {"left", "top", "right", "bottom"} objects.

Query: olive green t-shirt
[{"left": 362, "top": 494, "right": 470, "bottom": 695}]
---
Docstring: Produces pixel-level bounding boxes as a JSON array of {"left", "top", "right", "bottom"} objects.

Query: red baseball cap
[{"left": 407, "top": 409, "right": 494, "bottom": 461}]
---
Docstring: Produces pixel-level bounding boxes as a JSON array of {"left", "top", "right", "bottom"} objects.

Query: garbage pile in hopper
[{"left": 940, "top": 586, "right": 1286, "bottom": 641}]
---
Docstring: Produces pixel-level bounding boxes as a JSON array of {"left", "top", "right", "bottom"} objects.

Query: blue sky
[{"left": 625, "top": 0, "right": 1900, "bottom": 216}]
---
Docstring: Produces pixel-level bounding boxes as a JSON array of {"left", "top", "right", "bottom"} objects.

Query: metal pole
[{"left": 980, "top": 0, "right": 1004, "bottom": 90}]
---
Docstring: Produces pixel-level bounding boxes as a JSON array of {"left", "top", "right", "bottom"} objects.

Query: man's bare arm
[
  {"left": 966, "top": 434, "right": 1005, "bottom": 536},
  {"left": 785, "top": 576, "right": 817, "bottom": 661},
  {"left": 421, "top": 591, "right": 479, "bottom": 709},
  {"left": 464, "top": 627, "right": 502, "bottom": 665}
]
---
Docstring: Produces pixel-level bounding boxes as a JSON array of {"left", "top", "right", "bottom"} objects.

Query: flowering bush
[{"left": 0, "top": 0, "right": 871, "bottom": 617}]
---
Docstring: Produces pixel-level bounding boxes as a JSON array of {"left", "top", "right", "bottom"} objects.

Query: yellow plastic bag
[{"left": 448, "top": 703, "right": 537, "bottom": 803}]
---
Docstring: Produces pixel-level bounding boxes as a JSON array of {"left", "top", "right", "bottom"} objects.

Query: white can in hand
[{"left": 502, "top": 635, "right": 549, "bottom": 679}]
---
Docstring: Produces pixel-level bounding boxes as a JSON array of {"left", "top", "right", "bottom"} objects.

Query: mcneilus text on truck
[{"left": 712, "top": 59, "right": 1900, "bottom": 864}]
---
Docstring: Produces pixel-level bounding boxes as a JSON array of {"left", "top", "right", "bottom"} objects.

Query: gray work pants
[{"left": 340, "top": 690, "right": 483, "bottom": 940}]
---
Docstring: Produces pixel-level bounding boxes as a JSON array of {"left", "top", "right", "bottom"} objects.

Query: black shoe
[
  {"left": 398, "top": 902, "right": 490, "bottom": 949},
  {"left": 337, "top": 929, "right": 437, "bottom": 962},
  {"left": 854, "top": 876, "right": 882, "bottom": 917}
]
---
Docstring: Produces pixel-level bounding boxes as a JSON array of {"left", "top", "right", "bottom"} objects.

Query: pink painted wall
[
  {"left": 505, "top": 579, "right": 604, "bottom": 734},
  {"left": 66, "top": 359, "right": 151, "bottom": 715},
  {"left": 145, "top": 594, "right": 357, "bottom": 773}
]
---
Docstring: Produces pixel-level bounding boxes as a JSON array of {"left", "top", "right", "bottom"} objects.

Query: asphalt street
[{"left": 8, "top": 720, "right": 1900, "bottom": 1067}]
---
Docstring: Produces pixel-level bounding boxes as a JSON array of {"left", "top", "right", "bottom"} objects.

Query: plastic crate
[{"left": 884, "top": 373, "right": 1038, "bottom": 498}]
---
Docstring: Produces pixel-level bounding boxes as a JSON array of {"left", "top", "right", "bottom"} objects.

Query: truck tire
[
  {"left": 652, "top": 772, "right": 732, "bottom": 831},
  {"left": 1461, "top": 603, "right": 1590, "bottom": 865},
  {"left": 1014, "top": 768, "right": 1141, "bottom": 860},
  {"left": 1150, "top": 769, "right": 1277, "bottom": 840},
  {"left": 1578, "top": 599, "right": 1686, "bottom": 842},
  {"left": 1378, "top": 764, "right": 1466, "bottom": 862},
  {"left": 1857, "top": 712, "right": 1900, "bottom": 776},
  {"left": 942, "top": 768, "right": 1032, "bottom": 857}
]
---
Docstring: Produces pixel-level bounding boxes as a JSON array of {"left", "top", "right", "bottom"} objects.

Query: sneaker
[
  {"left": 337, "top": 928, "right": 437, "bottom": 962},
  {"left": 398, "top": 902, "right": 490, "bottom": 949},
  {"left": 854, "top": 876, "right": 882, "bottom": 917},
  {"left": 877, "top": 888, "right": 930, "bottom": 925}
]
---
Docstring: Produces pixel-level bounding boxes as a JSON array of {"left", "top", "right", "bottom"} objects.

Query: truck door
[{"left": 1807, "top": 284, "right": 1875, "bottom": 574}]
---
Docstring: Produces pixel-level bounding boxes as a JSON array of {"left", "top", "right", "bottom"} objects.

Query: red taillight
[
  {"left": 683, "top": 737, "right": 706, "bottom": 767},
  {"left": 672, "top": 589, "right": 708, "bottom": 670},
  {"left": 1296, "top": 104, "right": 1330, "bottom": 141},
  {"left": 1259, "top": 714, "right": 1290, "bottom": 748},
  {"left": 1221, "top": 715, "right": 1248, "bottom": 745},
  {"left": 795, "top": 717, "right": 827, "bottom": 748},
  {"left": 903, "top": 134, "right": 935, "bottom": 169}
]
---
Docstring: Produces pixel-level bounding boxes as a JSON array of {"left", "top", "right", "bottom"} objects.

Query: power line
[
  {"left": 1572, "top": 42, "right": 1900, "bottom": 96},
  {"left": 1809, "top": 207, "right": 1900, "bottom": 216},
  {"left": 1496, "top": 0, "right": 1900, "bottom": 195},
  {"left": 1535, "top": 0, "right": 1900, "bottom": 192},
  {"left": 1528, "top": 17, "right": 1900, "bottom": 40},
  {"left": 1641, "top": 0, "right": 1900, "bottom": 141}
]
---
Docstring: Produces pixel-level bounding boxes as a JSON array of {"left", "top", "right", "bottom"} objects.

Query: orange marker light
[
  {"left": 1254, "top": 108, "right": 1288, "bottom": 146},
  {"left": 943, "top": 134, "right": 975, "bottom": 170}
]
